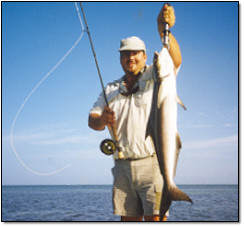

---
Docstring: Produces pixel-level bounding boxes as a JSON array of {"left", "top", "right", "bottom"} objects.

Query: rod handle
[
  {"left": 110, "top": 124, "right": 125, "bottom": 159},
  {"left": 163, "top": 3, "right": 171, "bottom": 49}
]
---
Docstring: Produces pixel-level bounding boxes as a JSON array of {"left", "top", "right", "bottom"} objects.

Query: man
[{"left": 88, "top": 5, "right": 182, "bottom": 221}]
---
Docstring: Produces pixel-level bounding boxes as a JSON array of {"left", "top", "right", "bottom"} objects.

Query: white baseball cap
[{"left": 119, "top": 36, "right": 146, "bottom": 52}]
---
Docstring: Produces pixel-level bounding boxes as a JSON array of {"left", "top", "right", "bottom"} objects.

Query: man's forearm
[
  {"left": 168, "top": 33, "right": 182, "bottom": 69},
  {"left": 160, "top": 32, "right": 182, "bottom": 69}
]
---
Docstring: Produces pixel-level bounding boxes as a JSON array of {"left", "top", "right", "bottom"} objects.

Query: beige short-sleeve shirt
[{"left": 90, "top": 49, "right": 179, "bottom": 159}]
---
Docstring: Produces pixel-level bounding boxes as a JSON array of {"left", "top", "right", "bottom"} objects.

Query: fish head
[{"left": 153, "top": 48, "right": 175, "bottom": 82}]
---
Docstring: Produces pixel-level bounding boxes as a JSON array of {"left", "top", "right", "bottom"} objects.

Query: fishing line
[{"left": 10, "top": 2, "right": 85, "bottom": 176}]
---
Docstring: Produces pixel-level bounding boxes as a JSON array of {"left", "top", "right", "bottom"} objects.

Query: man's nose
[{"left": 128, "top": 53, "right": 135, "bottom": 59}]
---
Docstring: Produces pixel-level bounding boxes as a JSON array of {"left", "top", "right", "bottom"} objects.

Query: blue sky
[{"left": 2, "top": 2, "right": 238, "bottom": 185}]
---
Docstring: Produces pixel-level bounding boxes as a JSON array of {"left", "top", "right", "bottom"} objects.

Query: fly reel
[{"left": 100, "top": 139, "right": 116, "bottom": 155}]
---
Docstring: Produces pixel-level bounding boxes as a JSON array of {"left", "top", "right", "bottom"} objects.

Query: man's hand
[
  {"left": 157, "top": 4, "right": 176, "bottom": 36},
  {"left": 101, "top": 106, "right": 116, "bottom": 127},
  {"left": 157, "top": 4, "right": 182, "bottom": 70},
  {"left": 88, "top": 106, "right": 116, "bottom": 131}
]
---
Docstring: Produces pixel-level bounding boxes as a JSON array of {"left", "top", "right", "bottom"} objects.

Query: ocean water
[{"left": 2, "top": 184, "right": 238, "bottom": 222}]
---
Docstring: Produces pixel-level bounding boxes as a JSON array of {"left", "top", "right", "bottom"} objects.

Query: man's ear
[{"left": 143, "top": 51, "right": 147, "bottom": 61}]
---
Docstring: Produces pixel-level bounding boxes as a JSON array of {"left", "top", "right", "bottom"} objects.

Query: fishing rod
[{"left": 79, "top": 2, "right": 124, "bottom": 159}]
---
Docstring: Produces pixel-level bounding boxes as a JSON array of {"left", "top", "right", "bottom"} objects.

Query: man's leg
[
  {"left": 112, "top": 161, "right": 144, "bottom": 219},
  {"left": 121, "top": 215, "right": 167, "bottom": 221},
  {"left": 144, "top": 215, "right": 167, "bottom": 221},
  {"left": 121, "top": 216, "right": 143, "bottom": 221}
]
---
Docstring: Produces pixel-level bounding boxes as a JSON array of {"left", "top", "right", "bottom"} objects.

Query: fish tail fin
[
  {"left": 159, "top": 186, "right": 172, "bottom": 220},
  {"left": 159, "top": 185, "right": 193, "bottom": 220},
  {"left": 170, "top": 185, "right": 193, "bottom": 203}
]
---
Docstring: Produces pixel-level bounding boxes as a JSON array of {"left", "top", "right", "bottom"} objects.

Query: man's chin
[{"left": 126, "top": 68, "right": 138, "bottom": 75}]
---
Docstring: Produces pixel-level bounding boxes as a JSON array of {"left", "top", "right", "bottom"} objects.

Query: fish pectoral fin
[{"left": 176, "top": 95, "right": 187, "bottom": 110}]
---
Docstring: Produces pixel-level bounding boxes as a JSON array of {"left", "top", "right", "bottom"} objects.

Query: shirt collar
[{"left": 119, "top": 66, "right": 147, "bottom": 96}]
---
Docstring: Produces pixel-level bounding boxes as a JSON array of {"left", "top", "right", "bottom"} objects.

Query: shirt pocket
[{"left": 134, "top": 80, "right": 153, "bottom": 107}]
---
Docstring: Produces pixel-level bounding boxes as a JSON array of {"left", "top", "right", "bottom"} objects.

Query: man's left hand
[{"left": 157, "top": 4, "right": 176, "bottom": 36}]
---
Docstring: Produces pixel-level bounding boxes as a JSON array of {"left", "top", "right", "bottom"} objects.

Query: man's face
[{"left": 120, "top": 50, "right": 147, "bottom": 76}]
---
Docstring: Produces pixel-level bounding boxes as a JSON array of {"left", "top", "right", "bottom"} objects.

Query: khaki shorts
[{"left": 111, "top": 154, "right": 169, "bottom": 217}]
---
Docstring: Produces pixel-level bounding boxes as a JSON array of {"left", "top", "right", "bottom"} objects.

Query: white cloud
[
  {"left": 32, "top": 135, "right": 90, "bottom": 145},
  {"left": 224, "top": 123, "right": 234, "bottom": 128},
  {"left": 189, "top": 124, "right": 214, "bottom": 129},
  {"left": 184, "top": 135, "right": 238, "bottom": 150},
  {"left": 197, "top": 112, "right": 208, "bottom": 117},
  {"left": 3, "top": 125, "right": 108, "bottom": 146}
]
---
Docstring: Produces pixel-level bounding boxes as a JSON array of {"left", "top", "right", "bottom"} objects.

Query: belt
[{"left": 115, "top": 153, "right": 156, "bottom": 161}]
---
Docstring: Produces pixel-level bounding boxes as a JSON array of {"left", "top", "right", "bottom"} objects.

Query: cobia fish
[{"left": 146, "top": 47, "right": 192, "bottom": 219}]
